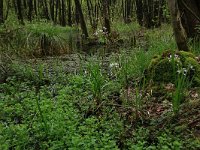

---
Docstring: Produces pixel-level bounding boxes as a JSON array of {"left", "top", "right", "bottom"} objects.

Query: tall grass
[
  {"left": 134, "top": 78, "right": 146, "bottom": 120},
  {"left": 0, "top": 21, "right": 77, "bottom": 57},
  {"left": 170, "top": 52, "right": 192, "bottom": 114},
  {"left": 87, "top": 59, "right": 105, "bottom": 101}
]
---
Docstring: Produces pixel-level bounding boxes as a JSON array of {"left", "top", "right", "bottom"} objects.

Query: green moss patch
[{"left": 146, "top": 50, "right": 200, "bottom": 87}]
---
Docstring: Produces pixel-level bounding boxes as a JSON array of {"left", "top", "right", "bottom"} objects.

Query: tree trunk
[
  {"left": 33, "top": 0, "right": 37, "bottom": 16},
  {"left": 16, "top": 0, "right": 25, "bottom": 25},
  {"left": 123, "top": 0, "right": 133, "bottom": 23},
  {"left": 178, "top": 0, "right": 200, "bottom": 38},
  {"left": 102, "top": 0, "right": 111, "bottom": 34},
  {"left": 167, "top": 0, "right": 189, "bottom": 51},
  {"left": 86, "top": 0, "right": 98, "bottom": 31},
  {"left": 0, "top": 0, "right": 3, "bottom": 24},
  {"left": 67, "top": 0, "right": 72, "bottom": 26},
  {"left": 61, "top": 0, "right": 66, "bottom": 26},
  {"left": 135, "top": 0, "right": 143, "bottom": 26},
  {"left": 43, "top": 0, "right": 50, "bottom": 20},
  {"left": 28, "top": 0, "right": 33, "bottom": 21},
  {"left": 74, "top": 0, "right": 89, "bottom": 38},
  {"left": 5, "top": 0, "right": 11, "bottom": 20},
  {"left": 135, "top": 0, "right": 164, "bottom": 28},
  {"left": 55, "top": 0, "right": 59, "bottom": 23},
  {"left": 50, "top": 0, "right": 55, "bottom": 22}
]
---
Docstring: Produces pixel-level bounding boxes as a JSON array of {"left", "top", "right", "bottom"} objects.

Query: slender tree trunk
[
  {"left": 58, "top": 0, "right": 62, "bottom": 24},
  {"left": 123, "top": 0, "right": 132, "bottom": 23},
  {"left": 5, "top": 0, "right": 11, "bottom": 20},
  {"left": 50, "top": 0, "right": 55, "bottom": 22},
  {"left": 178, "top": 0, "right": 200, "bottom": 38},
  {"left": 33, "top": 0, "right": 37, "bottom": 16},
  {"left": 16, "top": 0, "right": 25, "bottom": 25},
  {"left": 61, "top": 0, "right": 66, "bottom": 26},
  {"left": 74, "top": 0, "right": 89, "bottom": 38},
  {"left": 55, "top": 0, "right": 59, "bottom": 23},
  {"left": 28, "top": 0, "right": 33, "bottom": 21},
  {"left": 23, "top": 0, "right": 27, "bottom": 9},
  {"left": 167, "top": 0, "right": 189, "bottom": 51},
  {"left": 75, "top": 0, "right": 79, "bottom": 25},
  {"left": 86, "top": 0, "right": 98, "bottom": 31},
  {"left": 43, "top": 0, "right": 50, "bottom": 20},
  {"left": 102, "top": 0, "right": 111, "bottom": 34},
  {"left": 136, "top": 0, "right": 163, "bottom": 28},
  {"left": 13, "top": 0, "right": 18, "bottom": 15},
  {"left": 0, "top": 0, "right": 3, "bottom": 24},
  {"left": 67, "top": 0, "right": 72, "bottom": 26},
  {"left": 135, "top": 0, "right": 143, "bottom": 26}
]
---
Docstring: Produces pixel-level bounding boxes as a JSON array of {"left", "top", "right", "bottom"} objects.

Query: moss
[
  {"left": 183, "top": 57, "right": 200, "bottom": 86},
  {"left": 146, "top": 51, "right": 200, "bottom": 87},
  {"left": 179, "top": 51, "right": 195, "bottom": 60}
]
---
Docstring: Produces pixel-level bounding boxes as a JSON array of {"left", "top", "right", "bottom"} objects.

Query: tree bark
[
  {"left": 74, "top": 0, "right": 89, "bottom": 38},
  {"left": 178, "top": 0, "right": 200, "bottom": 38},
  {"left": 0, "top": 0, "right": 3, "bottom": 24},
  {"left": 102, "top": 0, "right": 111, "bottom": 34},
  {"left": 67, "top": 0, "right": 72, "bottom": 26},
  {"left": 61, "top": 0, "right": 66, "bottom": 26},
  {"left": 123, "top": 0, "right": 133, "bottom": 23},
  {"left": 136, "top": 0, "right": 164, "bottom": 28},
  {"left": 50, "top": 0, "right": 55, "bottom": 22},
  {"left": 16, "top": 0, "right": 25, "bottom": 25},
  {"left": 167, "top": 0, "right": 189, "bottom": 51},
  {"left": 135, "top": 0, "right": 143, "bottom": 26},
  {"left": 43, "top": 0, "right": 50, "bottom": 20},
  {"left": 33, "top": 0, "right": 37, "bottom": 16},
  {"left": 28, "top": 0, "right": 33, "bottom": 21}
]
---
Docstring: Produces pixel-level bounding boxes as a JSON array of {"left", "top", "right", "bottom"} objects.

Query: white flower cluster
[
  {"left": 93, "top": 27, "right": 107, "bottom": 36},
  {"left": 168, "top": 54, "right": 180, "bottom": 62},
  {"left": 109, "top": 62, "right": 119, "bottom": 76},
  {"left": 109, "top": 63, "right": 119, "bottom": 68},
  {"left": 168, "top": 53, "right": 195, "bottom": 76},
  {"left": 177, "top": 64, "right": 194, "bottom": 76},
  {"left": 177, "top": 67, "right": 187, "bottom": 76}
]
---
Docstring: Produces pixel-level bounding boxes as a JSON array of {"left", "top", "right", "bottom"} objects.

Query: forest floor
[{"left": 1, "top": 22, "right": 200, "bottom": 149}]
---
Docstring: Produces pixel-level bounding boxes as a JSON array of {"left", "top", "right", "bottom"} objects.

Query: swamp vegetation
[{"left": 0, "top": 0, "right": 200, "bottom": 149}]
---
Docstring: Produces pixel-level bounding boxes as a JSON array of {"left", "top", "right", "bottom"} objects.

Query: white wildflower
[
  {"left": 109, "top": 63, "right": 119, "bottom": 68},
  {"left": 103, "top": 27, "right": 107, "bottom": 30},
  {"left": 98, "top": 29, "right": 103, "bottom": 33},
  {"left": 190, "top": 65, "right": 195, "bottom": 70},
  {"left": 175, "top": 54, "right": 179, "bottom": 59},
  {"left": 183, "top": 68, "right": 187, "bottom": 75},
  {"left": 93, "top": 31, "right": 98, "bottom": 36},
  {"left": 177, "top": 70, "right": 181, "bottom": 74}
]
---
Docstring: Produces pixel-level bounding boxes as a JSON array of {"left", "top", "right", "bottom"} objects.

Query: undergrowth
[
  {"left": 1, "top": 23, "right": 200, "bottom": 149},
  {"left": 0, "top": 20, "right": 77, "bottom": 57}
]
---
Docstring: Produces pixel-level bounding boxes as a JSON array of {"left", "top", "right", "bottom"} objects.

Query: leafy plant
[
  {"left": 170, "top": 52, "right": 193, "bottom": 114},
  {"left": 87, "top": 59, "right": 106, "bottom": 101},
  {"left": 134, "top": 78, "right": 146, "bottom": 119}
]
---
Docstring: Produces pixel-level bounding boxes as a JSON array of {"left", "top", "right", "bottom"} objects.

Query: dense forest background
[
  {"left": 0, "top": 0, "right": 200, "bottom": 149},
  {"left": 0, "top": 0, "right": 171, "bottom": 57},
  {"left": 0, "top": 0, "right": 200, "bottom": 55}
]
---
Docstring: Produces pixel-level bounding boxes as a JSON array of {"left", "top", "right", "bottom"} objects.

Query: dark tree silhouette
[
  {"left": 28, "top": 0, "right": 33, "bottom": 21},
  {"left": 74, "top": 0, "right": 89, "bottom": 38},
  {"left": 123, "top": 0, "right": 134, "bottom": 23},
  {"left": 167, "top": 0, "right": 200, "bottom": 51},
  {"left": 102, "top": 0, "right": 111, "bottom": 34},
  {"left": 0, "top": 0, "right": 3, "bottom": 24},
  {"left": 60, "top": 0, "right": 66, "bottom": 26},
  {"left": 16, "top": 0, "right": 25, "bottom": 25},
  {"left": 136, "top": 0, "right": 165, "bottom": 28}
]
